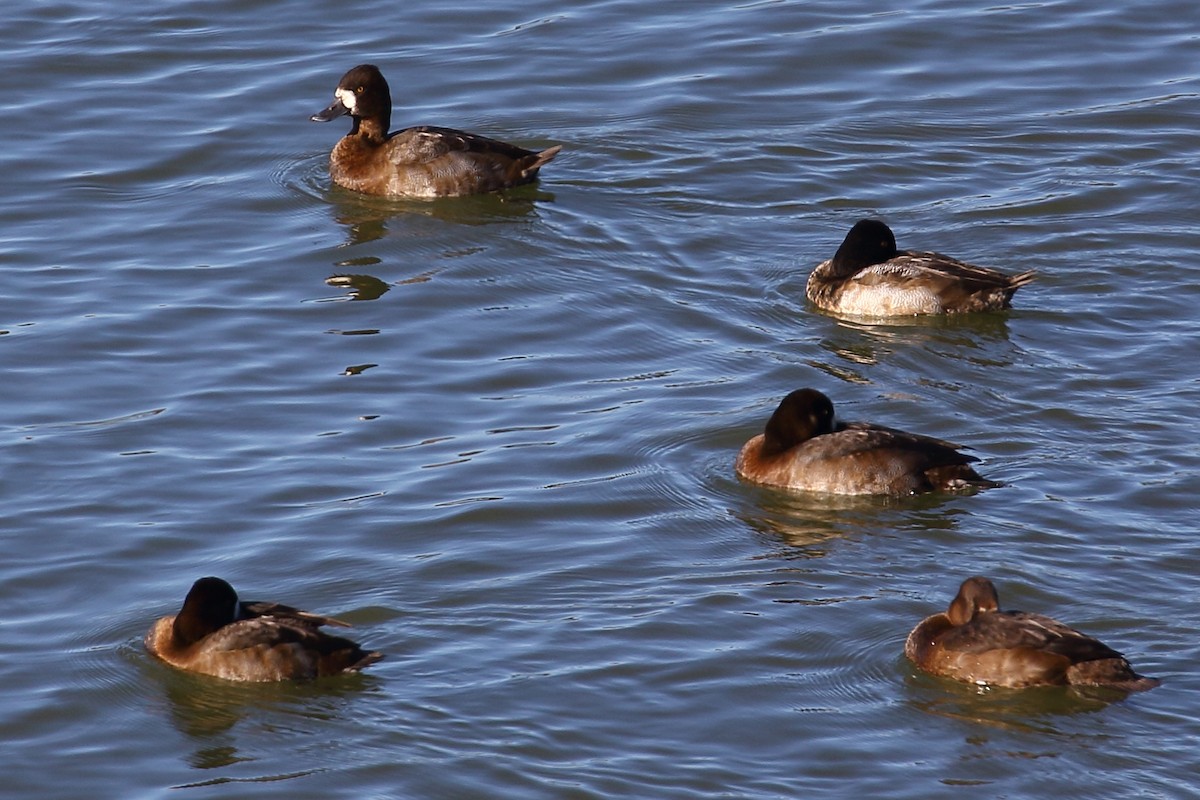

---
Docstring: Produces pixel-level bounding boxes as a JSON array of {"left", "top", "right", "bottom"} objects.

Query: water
[{"left": 2, "top": 0, "right": 1198, "bottom": 797}]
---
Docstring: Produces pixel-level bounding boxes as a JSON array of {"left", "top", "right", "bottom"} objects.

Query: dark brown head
[
  {"left": 173, "top": 577, "right": 240, "bottom": 646},
  {"left": 946, "top": 575, "right": 1001, "bottom": 626},
  {"left": 828, "top": 219, "right": 899, "bottom": 277},
  {"left": 761, "top": 388, "right": 837, "bottom": 456},
  {"left": 311, "top": 64, "right": 392, "bottom": 133}
]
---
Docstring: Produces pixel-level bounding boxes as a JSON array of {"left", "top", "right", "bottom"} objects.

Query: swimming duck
[
  {"left": 311, "top": 64, "right": 561, "bottom": 198},
  {"left": 806, "top": 219, "right": 1035, "bottom": 316},
  {"left": 905, "top": 576, "right": 1158, "bottom": 690},
  {"left": 145, "top": 577, "right": 382, "bottom": 682},
  {"left": 735, "top": 388, "right": 995, "bottom": 495}
]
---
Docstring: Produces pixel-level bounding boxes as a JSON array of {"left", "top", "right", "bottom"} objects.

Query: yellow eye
[{"left": 356, "top": 86, "right": 364, "bottom": 94}]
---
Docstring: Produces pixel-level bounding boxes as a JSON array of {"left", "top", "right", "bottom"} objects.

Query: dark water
[{"left": 3, "top": 1, "right": 1198, "bottom": 797}]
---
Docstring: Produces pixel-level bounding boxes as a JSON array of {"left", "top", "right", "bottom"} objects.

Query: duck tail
[
  {"left": 1008, "top": 269, "right": 1038, "bottom": 291},
  {"left": 925, "top": 464, "right": 1003, "bottom": 493},
  {"left": 346, "top": 649, "right": 385, "bottom": 673},
  {"left": 519, "top": 144, "right": 562, "bottom": 180},
  {"left": 320, "top": 645, "right": 384, "bottom": 676},
  {"left": 1067, "top": 657, "right": 1159, "bottom": 691},
  {"left": 997, "top": 269, "right": 1037, "bottom": 307}
]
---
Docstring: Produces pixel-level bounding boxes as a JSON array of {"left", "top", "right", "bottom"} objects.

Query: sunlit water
[{"left": 2, "top": 1, "right": 1198, "bottom": 797}]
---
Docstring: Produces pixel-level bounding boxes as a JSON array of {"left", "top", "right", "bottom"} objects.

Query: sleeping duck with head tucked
[
  {"left": 806, "top": 219, "right": 1035, "bottom": 316},
  {"left": 145, "top": 577, "right": 382, "bottom": 682},
  {"left": 311, "top": 64, "right": 561, "bottom": 198},
  {"left": 905, "top": 576, "right": 1158, "bottom": 690},
  {"left": 735, "top": 388, "right": 997, "bottom": 496}
]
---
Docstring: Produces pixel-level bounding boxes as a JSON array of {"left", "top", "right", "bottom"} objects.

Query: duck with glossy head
[
  {"left": 145, "top": 577, "right": 383, "bottom": 682},
  {"left": 311, "top": 64, "right": 561, "bottom": 198},
  {"left": 806, "top": 219, "right": 1035, "bottom": 316},
  {"left": 905, "top": 576, "right": 1158, "bottom": 690},
  {"left": 735, "top": 388, "right": 997, "bottom": 495}
]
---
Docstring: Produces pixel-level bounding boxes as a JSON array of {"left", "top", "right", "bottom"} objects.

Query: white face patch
[{"left": 335, "top": 87, "right": 357, "bottom": 113}]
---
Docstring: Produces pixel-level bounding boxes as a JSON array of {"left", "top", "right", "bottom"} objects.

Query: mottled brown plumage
[
  {"left": 145, "top": 577, "right": 382, "bottom": 682},
  {"left": 311, "top": 64, "right": 560, "bottom": 198},
  {"left": 807, "top": 219, "right": 1035, "bottom": 316},
  {"left": 735, "top": 388, "right": 996, "bottom": 495},
  {"left": 905, "top": 576, "right": 1158, "bottom": 690}
]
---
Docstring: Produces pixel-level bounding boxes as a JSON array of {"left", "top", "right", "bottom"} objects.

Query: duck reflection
[
  {"left": 325, "top": 273, "right": 390, "bottom": 301},
  {"left": 154, "top": 666, "right": 379, "bottom": 771},
  {"left": 736, "top": 486, "right": 966, "bottom": 554},
  {"left": 324, "top": 270, "right": 435, "bottom": 302},
  {"left": 904, "top": 668, "right": 1134, "bottom": 727},
  {"left": 325, "top": 183, "right": 553, "bottom": 247},
  {"left": 814, "top": 311, "right": 1021, "bottom": 372}
]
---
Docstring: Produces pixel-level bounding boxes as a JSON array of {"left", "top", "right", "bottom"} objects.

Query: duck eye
[{"left": 356, "top": 86, "right": 364, "bottom": 94}]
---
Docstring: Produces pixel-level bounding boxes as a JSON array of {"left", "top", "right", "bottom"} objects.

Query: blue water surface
[{"left": 2, "top": 1, "right": 1198, "bottom": 797}]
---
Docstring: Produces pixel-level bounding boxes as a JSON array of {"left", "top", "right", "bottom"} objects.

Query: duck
[
  {"left": 806, "top": 219, "right": 1035, "bottom": 316},
  {"left": 144, "top": 577, "right": 383, "bottom": 682},
  {"left": 310, "top": 64, "right": 561, "bottom": 198},
  {"left": 905, "top": 576, "right": 1159, "bottom": 690},
  {"left": 734, "top": 388, "right": 996, "bottom": 495}
]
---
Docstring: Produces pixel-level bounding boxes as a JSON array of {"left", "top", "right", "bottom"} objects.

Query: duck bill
[{"left": 310, "top": 98, "right": 349, "bottom": 122}]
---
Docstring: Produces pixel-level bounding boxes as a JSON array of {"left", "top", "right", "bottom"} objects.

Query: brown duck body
[
  {"left": 145, "top": 577, "right": 382, "bottom": 682},
  {"left": 905, "top": 576, "right": 1158, "bottom": 690},
  {"left": 327, "top": 124, "right": 560, "bottom": 198},
  {"left": 806, "top": 219, "right": 1035, "bottom": 316},
  {"left": 313, "top": 64, "right": 560, "bottom": 198},
  {"left": 735, "top": 388, "right": 995, "bottom": 496}
]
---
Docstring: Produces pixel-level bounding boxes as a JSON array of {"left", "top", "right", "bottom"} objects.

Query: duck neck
[
  {"left": 353, "top": 117, "right": 389, "bottom": 143},
  {"left": 825, "top": 252, "right": 866, "bottom": 279},
  {"left": 171, "top": 615, "right": 207, "bottom": 647}
]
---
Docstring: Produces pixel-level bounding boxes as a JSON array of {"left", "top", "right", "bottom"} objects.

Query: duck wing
[
  {"left": 943, "top": 609, "right": 1124, "bottom": 663},
  {"left": 238, "top": 600, "right": 352, "bottom": 629},
  {"left": 846, "top": 250, "right": 1029, "bottom": 308},
  {"left": 839, "top": 421, "right": 970, "bottom": 455},
  {"left": 836, "top": 423, "right": 994, "bottom": 492},
  {"left": 390, "top": 125, "right": 541, "bottom": 163},
  {"left": 199, "top": 616, "right": 341, "bottom": 653},
  {"left": 834, "top": 423, "right": 977, "bottom": 466},
  {"left": 869, "top": 252, "right": 1024, "bottom": 288},
  {"left": 200, "top": 615, "right": 382, "bottom": 677}
]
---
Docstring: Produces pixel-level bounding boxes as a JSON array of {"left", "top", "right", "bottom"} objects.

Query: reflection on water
[
  {"left": 323, "top": 270, "right": 438, "bottom": 302},
  {"left": 148, "top": 661, "right": 380, "bottom": 772},
  {"left": 904, "top": 668, "right": 1129, "bottom": 731},
  {"left": 812, "top": 312, "right": 1021, "bottom": 373},
  {"left": 324, "top": 186, "right": 556, "bottom": 240},
  {"left": 325, "top": 274, "right": 391, "bottom": 301},
  {"left": 736, "top": 483, "right": 969, "bottom": 553}
]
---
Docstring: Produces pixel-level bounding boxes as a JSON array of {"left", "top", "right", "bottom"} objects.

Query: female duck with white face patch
[{"left": 311, "top": 64, "right": 561, "bottom": 198}]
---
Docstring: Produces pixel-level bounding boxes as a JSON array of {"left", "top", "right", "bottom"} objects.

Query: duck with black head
[
  {"left": 311, "top": 64, "right": 561, "bottom": 198},
  {"left": 806, "top": 219, "right": 1035, "bottom": 316},
  {"left": 905, "top": 576, "right": 1159, "bottom": 690},
  {"left": 144, "top": 577, "right": 382, "bottom": 682},
  {"left": 735, "top": 388, "right": 997, "bottom": 495}
]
